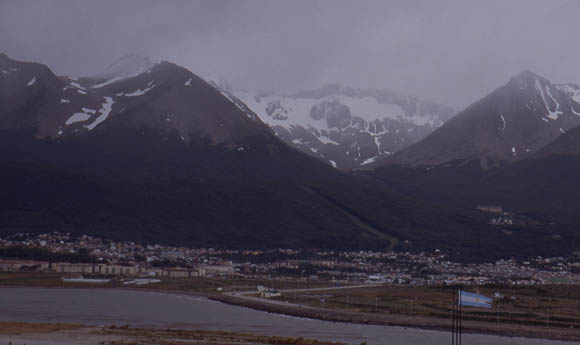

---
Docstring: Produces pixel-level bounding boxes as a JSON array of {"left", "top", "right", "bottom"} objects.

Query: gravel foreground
[{"left": 0, "top": 322, "right": 350, "bottom": 345}]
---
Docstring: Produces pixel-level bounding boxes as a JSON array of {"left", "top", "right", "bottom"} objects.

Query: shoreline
[
  {"left": 211, "top": 292, "right": 580, "bottom": 343},
  {"left": 3, "top": 284, "right": 580, "bottom": 343}
]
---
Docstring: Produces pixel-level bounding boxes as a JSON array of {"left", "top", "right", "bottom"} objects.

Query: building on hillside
[{"left": 476, "top": 205, "right": 503, "bottom": 214}]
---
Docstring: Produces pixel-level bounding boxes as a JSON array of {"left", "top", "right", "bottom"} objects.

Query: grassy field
[
  {"left": 0, "top": 271, "right": 330, "bottom": 294},
  {"left": 276, "top": 284, "right": 580, "bottom": 329}
]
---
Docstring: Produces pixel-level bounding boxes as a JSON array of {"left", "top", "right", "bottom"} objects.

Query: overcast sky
[{"left": 1, "top": 0, "right": 579, "bottom": 109}]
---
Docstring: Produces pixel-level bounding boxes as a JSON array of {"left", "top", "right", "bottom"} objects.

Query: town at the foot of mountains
[{"left": 1, "top": 232, "right": 579, "bottom": 286}]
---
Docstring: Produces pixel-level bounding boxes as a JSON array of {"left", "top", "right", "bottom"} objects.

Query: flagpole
[
  {"left": 459, "top": 289, "right": 462, "bottom": 345},
  {"left": 451, "top": 286, "right": 455, "bottom": 345},
  {"left": 457, "top": 287, "right": 460, "bottom": 345},
  {"left": 455, "top": 286, "right": 460, "bottom": 345}
]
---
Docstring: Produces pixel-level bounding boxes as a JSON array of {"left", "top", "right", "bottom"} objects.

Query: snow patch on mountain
[
  {"left": 556, "top": 83, "right": 580, "bottom": 103},
  {"left": 556, "top": 83, "right": 580, "bottom": 117},
  {"left": 1, "top": 68, "right": 17, "bottom": 75},
  {"left": 361, "top": 157, "right": 377, "bottom": 165},
  {"left": 535, "top": 78, "right": 562, "bottom": 120},
  {"left": 70, "top": 81, "right": 84, "bottom": 89},
  {"left": 117, "top": 84, "right": 155, "bottom": 97},
  {"left": 91, "top": 76, "right": 124, "bottom": 89},
  {"left": 84, "top": 97, "right": 115, "bottom": 130},
  {"left": 235, "top": 91, "right": 422, "bottom": 132},
  {"left": 66, "top": 108, "right": 96, "bottom": 125},
  {"left": 318, "top": 135, "right": 339, "bottom": 145},
  {"left": 499, "top": 113, "right": 507, "bottom": 131}
]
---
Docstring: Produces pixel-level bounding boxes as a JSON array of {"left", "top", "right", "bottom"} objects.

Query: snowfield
[
  {"left": 66, "top": 107, "right": 96, "bottom": 125},
  {"left": 85, "top": 97, "right": 115, "bottom": 130},
  {"left": 228, "top": 86, "right": 454, "bottom": 169},
  {"left": 117, "top": 84, "right": 155, "bottom": 97}
]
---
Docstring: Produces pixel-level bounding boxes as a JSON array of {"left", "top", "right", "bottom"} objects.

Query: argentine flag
[{"left": 459, "top": 291, "right": 492, "bottom": 308}]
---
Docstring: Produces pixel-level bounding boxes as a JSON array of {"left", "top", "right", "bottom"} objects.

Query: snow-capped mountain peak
[
  {"left": 225, "top": 84, "right": 455, "bottom": 170},
  {"left": 380, "top": 70, "right": 580, "bottom": 169}
]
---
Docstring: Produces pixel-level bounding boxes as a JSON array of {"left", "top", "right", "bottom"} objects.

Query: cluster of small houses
[
  {"left": 364, "top": 274, "right": 496, "bottom": 286},
  {"left": 0, "top": 259, "right": 234, "bottom": 279}
]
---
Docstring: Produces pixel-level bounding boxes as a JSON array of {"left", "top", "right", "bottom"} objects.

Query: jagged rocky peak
[
  {"left": 506, "top": 70, "right": 556, "bottom": 95},
  {"left": 509, "top": 69, "right": 540, "bottom": 85},
  {"left": 228, "top": 83, "right": 455, "bottom": 170}
]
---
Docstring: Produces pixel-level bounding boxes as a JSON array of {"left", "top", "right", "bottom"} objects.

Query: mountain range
[
  {"left": 222, "top": 84, "right": 455, "bottom": 170},
  {"left": 1, "top": 52, "right": 580, "bottom": 259},
  {"left": 0, "top": 53, "right": 499, "bottom": 258}
]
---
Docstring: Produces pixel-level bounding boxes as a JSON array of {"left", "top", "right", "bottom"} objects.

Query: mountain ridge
[
  {"left": 0, "top": 52, "right": 484, "bottom": 255},
  {"left": 375, "top": 70, "right": 580, "bottom": 169},
  {"left": 1, "top": 53, "right": 577, "bottom": 259}
]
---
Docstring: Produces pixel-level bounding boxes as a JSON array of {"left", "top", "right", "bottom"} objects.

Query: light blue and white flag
[{"left": 459, "top": 291, "right": 492, "bottom": 308}]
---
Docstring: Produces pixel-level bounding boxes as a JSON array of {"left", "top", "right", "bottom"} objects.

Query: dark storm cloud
[{"left": 1, "top": 0, "right": 579, "bottom": 108}]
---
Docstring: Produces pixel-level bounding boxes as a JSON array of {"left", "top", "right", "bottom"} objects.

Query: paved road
[
  {"left": 231, "top": 283, "right": 379, "bottom": 296},
  {"left": 227, "top": 283, "right": 380, "bottom": 309}
]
